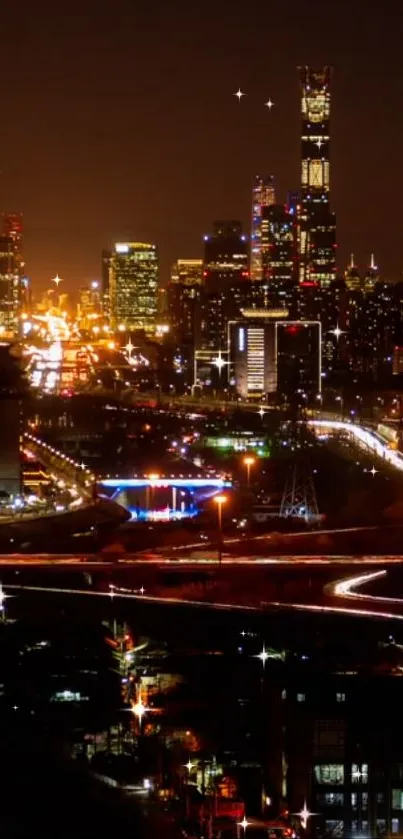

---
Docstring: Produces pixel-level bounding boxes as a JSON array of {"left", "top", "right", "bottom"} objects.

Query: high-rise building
[
  {"left": 167, "top": 259, "right": 203, "bottom": 380},
  {"left": 201, "top": 221, "right": 249, "bottom": 350},
  {"left": 261, "top": 204, "right": 295, "bottom": 288},
  {"left": 250, "top": 175, "right": 275, "bottom": 281},
  {"left": 109, "top": 242, "right": 158, "bottom": 333},
  {"left": 229, "top": 311, "right": 321, "bottom": 401},
  {"left": 0, "top": 343, "right": 24, "bottom": 497},
  {"left": 0, "top": 236, "right": 21, "bottom": 336},
  {"left": 299, "top": 66, "right": 336, "bottom": 287},
  {"left": 364, "top": 253, "right": 380, "bottom": 294},
  {"left": 77, "top": 282, "right": 102, "bottom": 331},
  {"left": 101, "top": 249, "right": 112, "bottom": 319},
  {"left": 344, "top": 254, "right": 362, "bottom": 292}
]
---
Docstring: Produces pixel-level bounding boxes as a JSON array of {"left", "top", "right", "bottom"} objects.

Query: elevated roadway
[{"left": 2, "top": 553, "right": 403, "bottom": 624}]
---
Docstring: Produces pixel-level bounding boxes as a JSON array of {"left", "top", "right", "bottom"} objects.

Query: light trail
[
  {"left": 266, "top": 599, "right": 403, "bottom": 622},
  {"left": 309, "top": 418, "right": 403, "bottom": 473},
  {"left": 4, "top": 583, "right": 259, "bottom": 612},
  {"left": 332, "top": 570, "right": 387, "bottom": 599}
]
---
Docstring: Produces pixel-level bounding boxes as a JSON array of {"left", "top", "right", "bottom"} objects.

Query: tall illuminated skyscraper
[
  {"left": 250, "top": 175, "right": 275, "bottom": 281},
  {"left": 299, "top": 66, "right": 336, "bottom": 286},
  {"left": 109, "top": 242, "right": 158, "bottom": 333}
]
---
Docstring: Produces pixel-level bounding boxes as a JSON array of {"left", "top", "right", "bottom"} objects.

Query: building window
[
  {"left": 376, "top": 819, "right": 386, "bottom": 836},
  {"left": 336, "top": 692, "right": 346, "bottom": 702},
  {"left": 377, "top": 792, "right": 385, "bottom": 805},
  {"left": 314, "top": 764, "right": 344, "bottom": 785},
  {"left": 351, "top": 793, "right": 357, "bottom": 811},
  {"left": 325, "top": 820, "right": 344, "bottom": 837},
  {"left": 392, "top": 790, "right": 403, "bottom": 810},
  {"left": 392, "top": 819, "right": 399, "bottom": 834},
  {"left": 297, "top": 692, "right": 306, "bottom": 703},
  {"left": 317, "top": 792, "right": 344, "bottom": 807},
  {"left": 362, "top": 792, "right": 369, "bottom": 810},
  {"left": 352, "top": 763, "right": 369, "bottom": 784}
]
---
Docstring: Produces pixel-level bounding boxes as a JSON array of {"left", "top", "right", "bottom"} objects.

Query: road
[{"left": 2, "top": 556, "right": 403, "bottom": 623}]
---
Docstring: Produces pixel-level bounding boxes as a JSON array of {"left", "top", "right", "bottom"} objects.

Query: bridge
[{"left": 99, "top": 477, "right": 232, "bottom": 490}]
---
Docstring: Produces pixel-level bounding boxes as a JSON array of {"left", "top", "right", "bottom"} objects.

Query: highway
[{"left": 2, "top": 555, "right": 403, "bottom": 623}]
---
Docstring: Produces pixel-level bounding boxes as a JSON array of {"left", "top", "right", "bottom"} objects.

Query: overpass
[{"left": 308, "top": 418, "right": 403, "bottom": 472}]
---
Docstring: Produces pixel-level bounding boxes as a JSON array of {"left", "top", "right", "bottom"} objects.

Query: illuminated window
[
  {"left": 296, "top": 692, "right": 306, "bottom": 702},
  {"left": 392, "top": 790, "right": 403, "bottom": 810},
  {"left": 325, "top": 820, "right": 343, "bottom": 836},
  {"left": 314, "top": 764, "right": 344, "bottom": 785},
  {"left": 352, "top": 764, "right": 368, "bottom": 784}
]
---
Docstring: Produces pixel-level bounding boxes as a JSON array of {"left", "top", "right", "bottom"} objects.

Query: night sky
[{"left": 1, "top": 0, "right": 402, "bottom": 294}]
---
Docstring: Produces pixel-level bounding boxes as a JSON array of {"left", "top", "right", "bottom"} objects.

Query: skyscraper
[
  {"left": 299, "top": 66, "right": 336, "bottom": 286},
  {"left": 250, "top": 175, "right": 275, "bottom": 282},
  {"left": 201, "top": 221, "right": 249, "bottom": 350},
  {"left": 0, "top": 236, "right": 21, "bottom": 336},
  {"left": 344, "top": 254, "right": 362, "bottom": 292},
  {"left": 261, "top": 204, "right": 295, "bottom": 288},
  {"left": 109, "top": 242, "right": 158, "bottom": 333},
  {"left": 168, "top": 259, "right": 203, "bottom": 380}
]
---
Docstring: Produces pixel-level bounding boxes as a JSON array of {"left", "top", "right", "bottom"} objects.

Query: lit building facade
[
  {"left": 229, "top": 311, "right": 321, "bottom": 401},
  {"left": 250, "top": 175, "right": 275, "bottom": 281},
  {"left": 344, "top": 255, "right": 362, "bottom": 293},
  {"left": 109, "top": 242, "right": 158, "bottom": 333},
  {"left": 0, "top": 235, "right": 21, "bottom": 336},
  {"left": 261, "top": 204, "right": 295, "bottom": 288},
  {"left": 77, "top": 282, "right": 102, "bottom": 331},
  {"left": 299, "top": 66, "right": 336, "bottom": 287},
  {"left": 201, "top": 221, "right": 249, "bottom": 351},
  {"left": 168, "top": 259, "right": 203, "bottom": 380}
]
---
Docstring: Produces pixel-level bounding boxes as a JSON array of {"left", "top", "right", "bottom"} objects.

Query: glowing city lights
[{"left": 234, "top": 88, "right": 246, "bottom": 102}]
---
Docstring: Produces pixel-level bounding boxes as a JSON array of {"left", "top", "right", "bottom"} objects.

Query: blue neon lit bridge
[
  {"left": 98, "top": 476, "right": 232, "bottom": 522},
  {"left": 99, "top": 477, "right": 232, "bottom": 489}
]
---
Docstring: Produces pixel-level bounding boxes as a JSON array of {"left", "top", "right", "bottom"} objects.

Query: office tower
[
  {"left": 101, "top": 249, "right": 112, "bottom": 320},
  {"left": 276, "top": 320, "right": 322, "bottom": 400},
  {"left": 0, "top": 343, "right": 23, "bottom": 496},
  {"left": 201, "top": 221, "right": 249, "bottom": 351},
  {"left": 229, "top": 309, "right": 287, "bottom": 399},
  {"left": 109, "top": 242, "right": 158, "bottom": 333},
  {"left": 77, "top": 282, "right": 102, "bottom": 331},
  {"left": 261, "top": 204, "right": 295, "bottom": 288},
  {"left": 299, "top": 66, "right": 336, "bottom": 286},
  {"left": 229, "top": 311, "right": 321, "bottom": 401},
  {"left": 0, "top": 235, "right": 21, "bottom": 336},
  {"left": 250, "top": 175, "right": 275, "bottom": 281},
  {"left": 364, "top": 253, "right": 380, "bottom": 294},
  {"left": 344, "top": 254, "right": 362, "bottom": 292},
  {"left": 167, "top": 259, "right": 203, "bottom": 380}
]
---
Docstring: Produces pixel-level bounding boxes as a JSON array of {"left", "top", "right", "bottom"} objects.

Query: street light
[
  {"left": 214, "top": 494, "right": 227, "bottom": 565},
  {"left": 132, "top": 695, "right": 148, "bottom": 731},
  {"left": 243, "top": 456, "right": 255, "bottom": 487},
  {"left": 237, "top": 817, "right": 249, "bottom": 836},
  {"left": 294, "top": 801, "right": 317, "bottom": 831}
]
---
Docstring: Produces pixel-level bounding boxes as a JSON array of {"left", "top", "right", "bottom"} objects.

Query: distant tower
[
  {"left": 344, "top": 254, "right": 362, "bottom": 292},
  {"left": 250, "top": 175, "right": 275, "bottom": 281},
  {"left": 280, "top": 458, "right": 319, "bottom": 523},
  {"left": 364, "top": 253, "right": 379, "bottom": 294},
  {"left": 109, "top": 242, "right": 159, "bottom": 333},
  {"left": 298, "top": 66, "right": 336, "bottom": 286}
]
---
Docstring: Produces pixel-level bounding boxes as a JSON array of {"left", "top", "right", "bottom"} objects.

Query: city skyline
[{"left": 0, "top": 1, "right": 402, "bottom": 290}]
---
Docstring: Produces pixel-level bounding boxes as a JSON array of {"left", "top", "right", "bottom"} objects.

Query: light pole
[
  {"left": 213, "top": 494, "right": 227, "bottom": 565},
  {"left": 237, "top": 817, "right": 249, "bottom": 837},
  {"left": 335, "top": 395, "right": 344, "bottom": 419},
  {"left": 243, "top": 456, "right": 255, "bottom": 488}
]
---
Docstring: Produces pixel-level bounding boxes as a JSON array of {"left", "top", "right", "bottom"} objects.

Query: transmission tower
[{"left": 280, "top": 458, "right": 319, "bottom": 524}]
